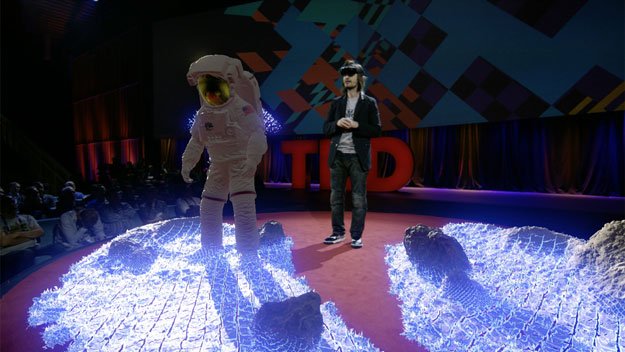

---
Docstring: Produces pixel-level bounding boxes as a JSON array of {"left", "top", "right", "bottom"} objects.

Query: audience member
[
  {"left": 83, "top": 184, "right": 107, "bottom": 209},
  {"left": 6, "top": 182, "right": 23, "bottom": 209},
  {"left": 55, "top": 186, "right": 78, "bottom": 217},
  {"left": 137, "top": 185, "right": 167, "bottom": 224},
  {"left": 19, "top": 186, "right": 46, "bottom": 219},
  {"left": 98, "top": 188, "right": 141, "bottom": 237},
  {"left": 56, "top": 206, "right": 106, "bottom": 250},
  {"left": 1, "top": 195, "right": 44, "bottom": 282},
  {"left": 1, "top": 172, "right": 209, "bottom": 275},
  {"left": 108, "top": 156, "right": 125, "bottom": 182},
  {"left": 33, "top": 181, "right": 57, "bottom": 213},
  {"left": 152, "top": 180, "right": 176, "bottom": 205},
  {"left": 97, "top": 163, "right": 112, "bottom": 187},
  {"left": 64, "top": 181, "right": 86, "bottom": 203},
  {"left": 120, "top": 183, "right": 140, "bottom": 209},
  {"left": 123, "top": 161, "right": 140, "bottom": 185},
  {"left": 175, "top": 184, "right": 200, "bottom": 217}
]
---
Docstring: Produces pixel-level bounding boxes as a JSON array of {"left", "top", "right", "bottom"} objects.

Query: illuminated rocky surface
[
  {"left": 28, "top": 218, "right": 378, "bottom": 351},
  {"left": 386, "top": 221, "right": 625, "bottom": 351}
]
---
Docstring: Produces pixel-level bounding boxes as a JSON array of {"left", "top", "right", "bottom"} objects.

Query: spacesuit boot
[
  {"left": 200, "top": 197, "right": 225, "bottom": 249},
  {"left": 231, "top": 193, "right": 260, "bottom": 254}
]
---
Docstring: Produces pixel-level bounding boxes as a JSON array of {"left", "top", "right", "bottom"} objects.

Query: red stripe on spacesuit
[
  {"left": 202, "top": 195, "right": 227, "bottom": 202},
  {"left": 230, "top": 191, "right": 256, "bottom": 197},
  {"left": 242, "top": 105, "right": 255, "bottom": 115}
]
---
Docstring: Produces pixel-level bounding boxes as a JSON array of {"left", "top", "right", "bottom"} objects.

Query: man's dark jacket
[{"left": 323, "top": 92, "right": 382, "bottom": 172}]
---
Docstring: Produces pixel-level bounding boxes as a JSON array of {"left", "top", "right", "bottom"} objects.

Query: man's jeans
[{"left": 330, "top": 152, "right": 368, "bottom": 240}]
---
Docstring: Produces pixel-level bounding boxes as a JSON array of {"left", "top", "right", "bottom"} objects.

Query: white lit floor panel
[
  {"left": 28, "top": 218, "right": 379, "bottom": 351},
  {"left": 386, "top": 221, "right": 625, "bottom": 351}
]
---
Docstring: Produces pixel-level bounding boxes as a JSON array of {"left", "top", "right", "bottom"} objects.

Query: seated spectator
[
  {"left": 32, "top": 181, "right": 57, "bottom": 215},
  {"left": 54, "top": 186, "right": 78, "bottom": 217},
  {"left": 98, "top": 188, "right": 141, "bottom": 237},
  {"left": 109, "top": 156, "right": 125, "bottom": 183},
  {"left": 120, "top": 183, "right": 140, "bottom": 209},
  {"left": 36, "top": 187, "right": 81, "bottom": 255},
  {"left": 19, "top": 186, "right": 46, "bottom": 219},
  {"left": 1, "top": 195, "right": 44, "bottom": 282},
  {"left": 83, "top": 183, "right": 107, "bottom": 209},
  {"left": 155, "top": 180, "right": 176, "bottom": 205},
  {"left": 6, "top": 181, "right": 23, "bottom": 209},
  {"left": 137, "top": 185, "right": 167, "bottom": 224},
  {"left": 55, "top": 207, "right": 106, "bottom": 250},
  {"left": 176, "top": 184, "right": 200, "bottom": 217},
  {"left": 64, "top": 181, "right": 86, "bottom": 203}
]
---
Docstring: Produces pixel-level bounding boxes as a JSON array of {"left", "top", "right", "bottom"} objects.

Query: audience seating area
[
  {"left": 1, "top": 204, "right": 181, "bottom": 293},
  {"left": 2, "top": 173, "right": 191, "bottom": 290}
]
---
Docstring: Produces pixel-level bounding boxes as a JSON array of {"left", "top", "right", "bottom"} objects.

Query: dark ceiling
[{"left": 4, "top": 0, "right": 258, "bottom": 54}]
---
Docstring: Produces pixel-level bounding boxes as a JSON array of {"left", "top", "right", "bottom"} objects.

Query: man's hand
[{"left": 337, "top": 118, "right": 358, "bottom": 129}]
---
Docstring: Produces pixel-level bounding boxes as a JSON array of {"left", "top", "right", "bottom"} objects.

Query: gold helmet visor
[{"left": 197, "top": 74, "right": 231, "bottom": 107}]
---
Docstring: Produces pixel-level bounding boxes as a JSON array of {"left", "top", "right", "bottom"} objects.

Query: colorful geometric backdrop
[
  {"left": 224, "top": 0, "right": 624, "bottom": 134},
  {"left": 152, "top": 0, "right": 623, "bottom": 137}
]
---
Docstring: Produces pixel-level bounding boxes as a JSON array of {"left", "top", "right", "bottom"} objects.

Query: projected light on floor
[
  {"left": 386, "top": 221, "right": 625, "bottom": 351},
  {"left": 28, "top": 219, "right": 378, "bottom": 351}
]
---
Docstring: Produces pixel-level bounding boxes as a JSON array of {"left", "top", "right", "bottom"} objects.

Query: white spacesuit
[{"left": 181, "top": 55, "right": 267, "bottom": 254}]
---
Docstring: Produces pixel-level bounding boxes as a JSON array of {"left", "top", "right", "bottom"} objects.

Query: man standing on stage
[{"left": 322, "top": 60, "right": 382, "bottom": 248}]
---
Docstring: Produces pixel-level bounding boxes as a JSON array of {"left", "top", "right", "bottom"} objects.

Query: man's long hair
[{"left": 341, "top": 60, "right": 367, "bottom": 94}]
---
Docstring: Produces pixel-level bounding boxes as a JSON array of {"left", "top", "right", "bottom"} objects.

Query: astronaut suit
[{"left": 181, "top": 55, "right": 267, "bottom": 254}]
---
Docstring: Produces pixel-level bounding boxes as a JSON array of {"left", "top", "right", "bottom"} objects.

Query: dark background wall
[
  {"left": 1, "top": 0, "right": 623, "bottom": 196},
  {"left": 0, "top": 0, "right": 252, "bottom": 189}
]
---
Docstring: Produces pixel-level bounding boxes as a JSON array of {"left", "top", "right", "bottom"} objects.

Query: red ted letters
[{"left": 280, "top": 137, "right": 414, "bottom": 192}]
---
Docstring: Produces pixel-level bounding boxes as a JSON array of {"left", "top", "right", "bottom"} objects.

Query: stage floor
[
  {"left": 2, "top": 211, "right": 464, "bottom": 352},
  {"left": 1, "top": 184, "right": 623, "bottom": 351}
]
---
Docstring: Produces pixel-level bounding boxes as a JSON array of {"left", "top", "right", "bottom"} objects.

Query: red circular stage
[{"left": 1, "top": 212, "right": 460, "bottom": 352}]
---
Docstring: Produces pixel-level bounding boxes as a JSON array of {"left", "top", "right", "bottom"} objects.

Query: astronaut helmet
[
  {"left": 197, "top": 74, "right": 231, "bottom": 107},
  {"left": 187, "top": 55, "right": 244, "bottom": 108}
]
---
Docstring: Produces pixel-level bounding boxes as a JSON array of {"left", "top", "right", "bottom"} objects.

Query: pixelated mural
[{"left": 218, "top": 0, "right": 623, "bottom": 135}]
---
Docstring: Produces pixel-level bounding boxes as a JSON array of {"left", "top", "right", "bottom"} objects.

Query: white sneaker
[{"left": 351, "top": 238, "right": 363, "bottom": 248}]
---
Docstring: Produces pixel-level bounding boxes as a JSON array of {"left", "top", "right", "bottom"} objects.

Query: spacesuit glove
[{"left": 181, "top": 169, "right": 193, "bottom": 183}]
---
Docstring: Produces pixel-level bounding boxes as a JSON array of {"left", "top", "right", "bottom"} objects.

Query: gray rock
[
  {"left": 254, "top": 291, "right": 324, "bottom": 349},
  {"left": 403, "top": 224, "right": 471, "bottom": 275},
  {"left": 259, "top": 220, "right": 286, "bottom": 245},
  {"left": 106, "top": 239, "right": 157, "bottom": 274},
  {"left": 404, "top": 224, "right": 490, "bottom": 309}
]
